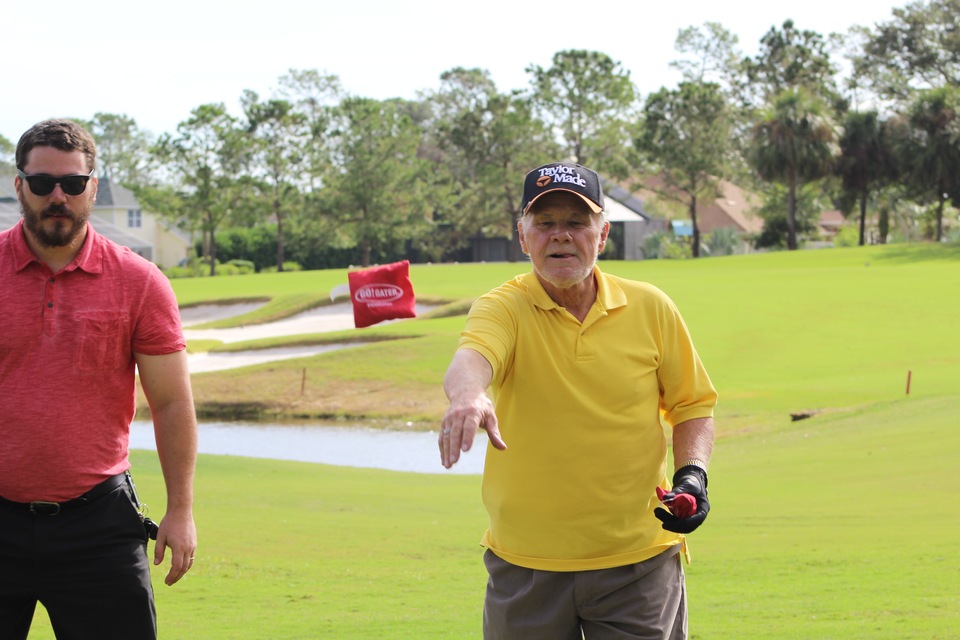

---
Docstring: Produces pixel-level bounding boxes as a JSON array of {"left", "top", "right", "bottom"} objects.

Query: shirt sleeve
[
  {"left": 656, "top": 295, "right": 718, "bottom": 427},
  {"left": 457, "top": 289, "right": 519, "bottom": 389},
  {"left": 132, "top": 267, "right": 186, "bottom": 355}
]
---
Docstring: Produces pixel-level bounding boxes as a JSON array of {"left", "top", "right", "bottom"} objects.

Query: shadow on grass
[{"left": 870, "top": 242, "right": 960, "bottom": 264}]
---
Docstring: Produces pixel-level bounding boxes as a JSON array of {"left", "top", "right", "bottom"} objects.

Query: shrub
[
  {"left": 260, "top": 261, "right": 303, "bottom": 273},
  {"left": 833, "top": 225, "right": 860, "bottom": 247},
  {"left": 705, "top": 227, "right": 739, "bottom": 256},
  {"left": 226, "top": 259, "right": 256, "bottom": 275}
]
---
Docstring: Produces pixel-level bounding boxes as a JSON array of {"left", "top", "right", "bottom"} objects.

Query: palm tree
[
  {"left": 836, "top": 110, "right": 897, "bottom": 245},
  {"left": 888, "top": 87, "right": 960, "bottom": 242},
  {"left": 747, "top": 89, "right": 837, "bottom": 250}
]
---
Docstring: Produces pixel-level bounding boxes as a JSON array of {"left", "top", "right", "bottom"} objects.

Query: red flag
[{"left": 347, "top": 260, "right": 417, "bottom": 328}]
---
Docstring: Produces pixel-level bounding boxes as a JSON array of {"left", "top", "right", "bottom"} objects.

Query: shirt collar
[
  {"left": 69, "top": 222, "right": 102, "bottom": 275},
  {"left": 594, "top": 266, "right": 628, "bottom": 312},
  {"left": 8, "top": 220, "right": 38, "bottom": 273},
  {"left": 522, "top": 265, "right": 628, "bottom": 314},
  {"left": 9, "top": 219, "right": 102, "bottom": 275}
]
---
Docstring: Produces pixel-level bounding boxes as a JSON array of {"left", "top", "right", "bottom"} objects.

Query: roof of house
[
  {"left": 0, "top": 186, "right": 152, "bottom": 252},
  {"left": 0, "top": 171, "right": 140, "bottom": 208},
  {"left": 819, "top": 209, "right": 845, "bottom": 230},
  {"left": 635, "top": 173, "right": 764, "bottom": 235},
  {"left": 95, "top": 176, "right": 140, "bottom": 208},
  {"left": 602, "top": 180, "right": 651, "bottom": 221},
  {"left": 604, "top": 197, "right": 648, "bottom": 222},
  {"left": 706, "top": 180, "right": 765, "bottom": 235}
]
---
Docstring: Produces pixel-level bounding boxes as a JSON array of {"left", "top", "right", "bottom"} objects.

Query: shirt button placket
[{"left": 43, "top": 276, "right": 57, "bottom": 335}]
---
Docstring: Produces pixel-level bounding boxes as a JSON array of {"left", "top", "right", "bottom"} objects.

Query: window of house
[{"left": 128, "top": 209, "right": 142, "bottom": 228}]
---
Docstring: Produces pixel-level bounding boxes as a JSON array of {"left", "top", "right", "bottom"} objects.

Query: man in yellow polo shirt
[{"left": 439, "top": 161, "right": 717, "bottom": 639}]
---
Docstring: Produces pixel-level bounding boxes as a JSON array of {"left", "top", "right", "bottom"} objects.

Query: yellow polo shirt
[{"left": 460, "top": 267, "right": 717, "bottom": 571}]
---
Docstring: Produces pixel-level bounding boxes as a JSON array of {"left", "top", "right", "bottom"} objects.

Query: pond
[{"left": 130, "top": 420, "right": 486, "bottom": 475}]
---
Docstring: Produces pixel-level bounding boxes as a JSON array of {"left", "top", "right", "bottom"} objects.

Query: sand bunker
[{"left": 181, "top": 303, "right": 429, "bottom": 373}]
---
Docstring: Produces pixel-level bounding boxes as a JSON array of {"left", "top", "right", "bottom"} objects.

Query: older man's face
[{"left": 518, "top": 195, "right": 609, "bottom": 292}]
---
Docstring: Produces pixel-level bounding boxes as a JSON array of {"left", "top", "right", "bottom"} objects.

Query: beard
[
  {"left": 20, "top": 198, "right": 92, "bottom": 249},
  {"left": 536, "top": 247, "right": 600, "bottom": 291}
]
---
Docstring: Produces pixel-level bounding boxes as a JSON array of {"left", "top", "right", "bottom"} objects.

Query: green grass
[
  {"left": 177, "top": 244, "right": 960, "bottom": 429},
  {"left": 175, "top": 266, "right": 457, "bottom": 329},
  {"left": 29, "top": 396, "right": 959, "bottom": 639},
  {"left": 28, "top": 243, "right": 960, "bottom": 638},
  {"left": 28, "top": 451, "right": 490, "bottom": 639},
  {"left": 693, "top": 394, "right": 960, "bottom": 639}
]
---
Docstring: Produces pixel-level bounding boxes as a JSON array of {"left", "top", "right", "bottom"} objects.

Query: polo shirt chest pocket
[{"left": 76, "top": 312, "right": 129, "bottom": 371}]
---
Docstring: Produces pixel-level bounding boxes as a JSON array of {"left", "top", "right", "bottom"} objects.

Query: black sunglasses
[{"left": 18, "top": 169, "right": 95, "bottom": 196}]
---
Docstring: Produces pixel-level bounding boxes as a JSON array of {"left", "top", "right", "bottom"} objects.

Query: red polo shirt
[{"left": 0, "top": 220, "right": 185, "bottom": 502}]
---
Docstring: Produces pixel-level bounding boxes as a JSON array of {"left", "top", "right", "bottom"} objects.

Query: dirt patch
[{"left": 146, "top": 367, "right": 448, "bottom": 425}]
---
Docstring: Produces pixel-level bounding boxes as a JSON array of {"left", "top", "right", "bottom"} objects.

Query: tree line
[{"left": 3, "top": 0, "right": 957, "bottom": 272}]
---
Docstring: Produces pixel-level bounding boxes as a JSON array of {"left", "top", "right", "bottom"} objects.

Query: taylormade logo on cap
[
  {"left": 522, "top": 162, "right": 604, "bottom": 214},
  {"left": 537, "top": 164, "right": 588, "bottom": 188}
]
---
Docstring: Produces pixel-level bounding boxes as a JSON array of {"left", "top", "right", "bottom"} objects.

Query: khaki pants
[{"left": 483, "top": 547, "right": 686, "bottom": 640}]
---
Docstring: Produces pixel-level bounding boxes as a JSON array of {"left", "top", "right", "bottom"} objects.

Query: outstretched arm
[{"left": 439, "top": 349, "right": 506, "bottom": 469}]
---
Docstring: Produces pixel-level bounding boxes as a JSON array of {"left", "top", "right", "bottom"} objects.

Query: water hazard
[{"left": 130, "top": 420, "right": 486, "bottom": 475}]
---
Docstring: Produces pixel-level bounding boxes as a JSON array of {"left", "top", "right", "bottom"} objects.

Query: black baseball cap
[{"left": 521, "top": 162, "right": 604, "bottom": 215}]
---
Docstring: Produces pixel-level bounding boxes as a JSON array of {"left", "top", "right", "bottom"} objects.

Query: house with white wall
[{"left": 92, "top": 176, "right": 192, "bottom": 268}]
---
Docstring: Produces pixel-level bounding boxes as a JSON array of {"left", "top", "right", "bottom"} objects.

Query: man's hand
[
  {"left": 439, "top": 349, "right": 506, "bottom": 468},
  {"left": 439, "top": 393, "right": 506, "bottom": 468},
  {"left": 654, "top": 465, "right": 710, "bottom": 534},
  {"left": 656, "top": 486, "right": 697, "bottom": 518},
  {"left": 154, "top": 509, "right": 197, "bottom": 586}
]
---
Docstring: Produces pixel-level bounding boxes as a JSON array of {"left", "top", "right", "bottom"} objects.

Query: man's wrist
[
  {"left": 673, "top": 463, "right": 708, "bottom": 494},
  {"left": 677, "top": 458, "right": 708, "bottom": 472}
]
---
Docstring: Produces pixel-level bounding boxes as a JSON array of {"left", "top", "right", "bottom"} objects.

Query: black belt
[{"left": 0, "top": 472, "right": 129, "bottom": 516}]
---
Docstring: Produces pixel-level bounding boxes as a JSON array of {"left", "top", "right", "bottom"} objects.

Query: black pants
[{"left": 0, "top": 481, "right": 156, "bottom": 640}]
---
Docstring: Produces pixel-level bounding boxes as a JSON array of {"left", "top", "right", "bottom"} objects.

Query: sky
[{"left": 2, "top": 0, "right": 910, "bottom": 146}]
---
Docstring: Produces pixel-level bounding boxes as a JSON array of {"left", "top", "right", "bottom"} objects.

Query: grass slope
[
  {"left": 695, "top": 394, "right": 960, "bottom": 639},
  {"left": 29, "top": 244, "right": 960, "bottom": 638},
  {"left": 29, "top": 395, "right": 959, "bottom": 639},
  {"left": 175, "top": 244, "right": 960, "bottom": 428}
]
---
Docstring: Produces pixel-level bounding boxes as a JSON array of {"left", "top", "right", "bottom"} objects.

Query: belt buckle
[{"left": 29, "top": 501, "right": 61, "bottom": 516}]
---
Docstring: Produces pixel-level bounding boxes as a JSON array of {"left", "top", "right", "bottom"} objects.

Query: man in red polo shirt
[{"left": 0, "top": 119, "right": 198, "bottom": 639}]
